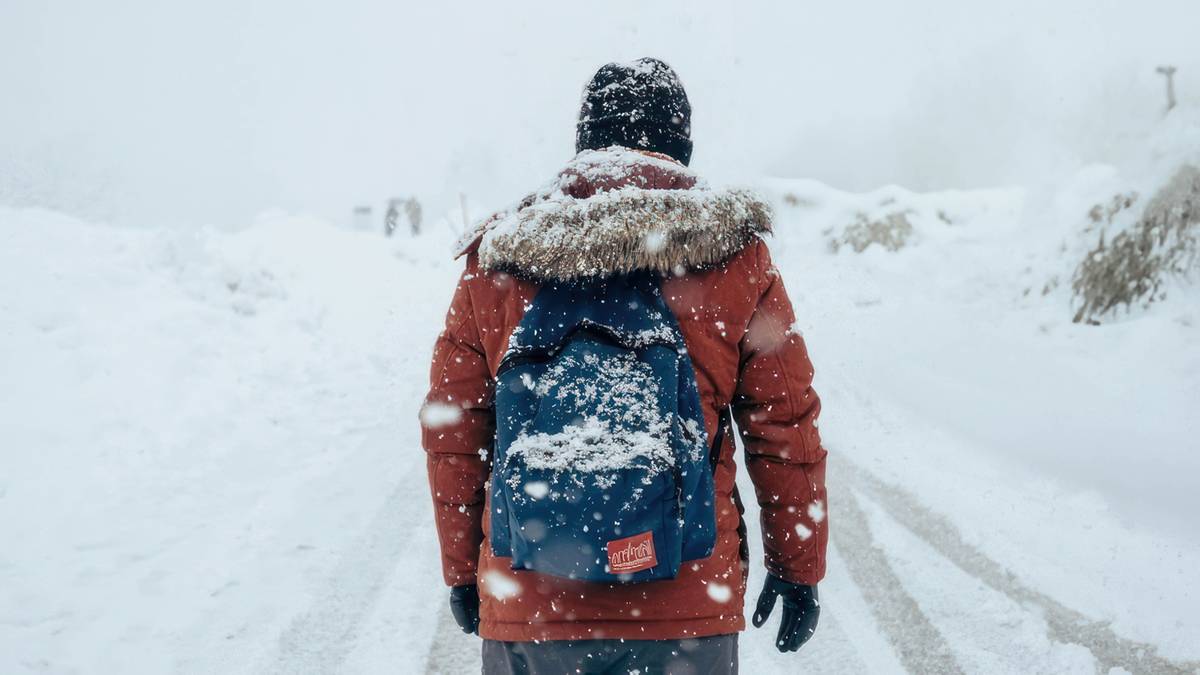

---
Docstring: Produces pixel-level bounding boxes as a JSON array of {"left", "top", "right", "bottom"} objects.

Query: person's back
[{"left": 421, "top": 58, "right": 828, "bottom": 674}]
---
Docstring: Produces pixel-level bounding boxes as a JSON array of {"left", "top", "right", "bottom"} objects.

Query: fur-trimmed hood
[{"left": 456, "top": 148, "right": 772, "bottom": 281}]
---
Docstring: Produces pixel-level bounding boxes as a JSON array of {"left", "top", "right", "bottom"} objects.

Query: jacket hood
[{"left": 456, "top": 147, "right": 772, "bottom": 282}]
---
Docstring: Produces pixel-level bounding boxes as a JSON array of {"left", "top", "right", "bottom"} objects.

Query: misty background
[{"left": 2, "top": 0, "right": 1197, "bottom": 228}]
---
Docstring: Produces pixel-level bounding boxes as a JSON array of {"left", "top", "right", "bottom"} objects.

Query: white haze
[{"left": 1, "top": 0, "right": 1197, "bottom": 227}]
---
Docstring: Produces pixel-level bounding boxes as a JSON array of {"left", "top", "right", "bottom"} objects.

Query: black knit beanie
[{"left": 575, "top": 58, "right": 693, "bottom": 166}]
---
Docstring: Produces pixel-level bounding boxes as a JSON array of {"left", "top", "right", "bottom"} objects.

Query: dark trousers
[{"left": 481, "top": 635, "right": 738, "bottom": 675}]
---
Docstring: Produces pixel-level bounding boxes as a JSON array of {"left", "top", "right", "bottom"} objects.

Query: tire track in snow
[
  {"left": 424, "top": 607, "right": 481, "bottom": 674},
  {"left": 832, "top": 484, "right": 965, "bottom": 674},
  {"left": 414, "top": 457, "right": 1198, "bottom": 674},
  {"left": 836, "top": 455, "right": 1200, "bottom": 675},
  {"left": 267, "top": 484, "right": 409, "bottom": 674}
]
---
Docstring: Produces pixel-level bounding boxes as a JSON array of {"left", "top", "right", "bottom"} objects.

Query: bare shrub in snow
[
  {"left": 1072, "top": 165, "right": 1200, "bottom": 323},
  {"left": 827, "top": 211, "right": 914, "bottom": 253},
  {"left": 781, "top": 193, "right": 816, "bottom": 208},
  {"left": 1087, "top": 191, "right": 1140, "bottom": 227}
]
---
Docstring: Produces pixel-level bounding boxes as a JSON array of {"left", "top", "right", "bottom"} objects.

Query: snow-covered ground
[{"left": 3, "top": 116, "right": 1200, "bottom": 673}]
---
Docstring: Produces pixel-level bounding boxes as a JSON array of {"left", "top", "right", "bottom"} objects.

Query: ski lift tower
[{"left": 1156, "top": 65, "right": 1177, "bottom": 114}]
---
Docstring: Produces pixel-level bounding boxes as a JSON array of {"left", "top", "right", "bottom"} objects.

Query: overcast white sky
[{"left": 2, "top": 0, "right": 1198, "bottom": 227}]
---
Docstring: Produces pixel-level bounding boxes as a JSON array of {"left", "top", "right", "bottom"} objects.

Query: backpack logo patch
[{"left": 607, "top": 531, "right": 658, "bottom": 574}]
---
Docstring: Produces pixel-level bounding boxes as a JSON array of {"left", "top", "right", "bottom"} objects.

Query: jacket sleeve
[
  {"left": 421, "top": 268, "right": 494, "bottom": 587},
  {"left": 733, "top": 241, "right": 828, "bottom": 586}
]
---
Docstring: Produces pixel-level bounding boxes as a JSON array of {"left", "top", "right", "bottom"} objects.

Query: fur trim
[{"left": 476, "top": 187, "right": 772, "bottom": 281}]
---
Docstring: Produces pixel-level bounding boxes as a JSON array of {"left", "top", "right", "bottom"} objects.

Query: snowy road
[
  {"left": 252, "top": 413, "right": 1200, "bottom": 675},
  {"left": 3, "top": 202, "right": 1198, "bottom": 674},
  {"left": 234, "top": 416, "right": 1200, "bottom": 674}
]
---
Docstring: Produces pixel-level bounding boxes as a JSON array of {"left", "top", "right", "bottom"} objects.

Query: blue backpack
[{"left": 490, "top": 273, "right": 717, "bottom": 583}]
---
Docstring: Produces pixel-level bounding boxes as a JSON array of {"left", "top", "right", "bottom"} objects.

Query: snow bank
[
  {"left": 760, "top": 177, "right": 1023, "bottom": 255},
  {"left": 0, "top": 207, "right": 460, "bottom": 673},
  {"left": 1021, "top": 107, "right": 1200, "bottom": 322},
  {"left": 762, "top": 107, "right": 1200, "bottom": 327},
  {"left": 750, "top": 120, "right": 1200, "bottom": 664},
  {"left": 756, "top": 113, "right": 1200, "bottom": 544}
]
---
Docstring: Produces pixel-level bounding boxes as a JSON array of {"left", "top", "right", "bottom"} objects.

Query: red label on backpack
[{"left": 606, "top": 531, "right": 657, "bottom": 574}]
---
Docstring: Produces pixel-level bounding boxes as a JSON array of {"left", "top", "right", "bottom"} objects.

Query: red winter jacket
[{"left": 421, "top": 148, "right": 828, "bottom": 642}]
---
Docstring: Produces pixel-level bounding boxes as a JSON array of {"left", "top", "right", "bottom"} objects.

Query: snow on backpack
[{"left": 489, "top": 273, "right": 717, "bottom": 583}]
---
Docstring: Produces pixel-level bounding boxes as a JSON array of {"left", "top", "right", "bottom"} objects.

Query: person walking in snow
[{"left": 421, "top": 57, "right": 827, "bottom": 674}]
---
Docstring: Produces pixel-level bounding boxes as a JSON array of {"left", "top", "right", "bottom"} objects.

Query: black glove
[
  {"left": 752, "top": 574, "right": 819, "bottom": 653},
  {"left": 449, "top": 584, "right": 480, "bottom": 635}
]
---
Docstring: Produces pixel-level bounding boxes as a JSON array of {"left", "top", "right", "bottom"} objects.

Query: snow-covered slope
[
  {"left": 0, "top": 209, "right": 460, "bottom": 672},
  {"left": 757, "top": 171, "right": 1199, "bottom": 672},
  {"left": 2, "top": 114, "right": 1199, "bottom": 673}
]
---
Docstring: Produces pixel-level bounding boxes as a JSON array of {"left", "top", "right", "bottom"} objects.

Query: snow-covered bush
[
  {"left": 827, "top": 211, "right": 915, "bottom": 253},
  {"left": 765, "top": 179, "right": 1018, "bottom": 263},
  {"left": 1071, "top": 165, "right": 1200, "bottom": 323}
]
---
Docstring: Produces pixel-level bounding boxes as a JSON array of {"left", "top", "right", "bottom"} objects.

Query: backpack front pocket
[{"left": 502, "top": 461, "right": 681, "bottom": 582}]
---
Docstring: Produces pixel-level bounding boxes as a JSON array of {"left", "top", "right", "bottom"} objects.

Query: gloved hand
[
  {"left": 752, "top": 574, "right": 819, "bottom": 653},
  {"left": 449, "top": 584, "right": 480, "bottom": 635}
]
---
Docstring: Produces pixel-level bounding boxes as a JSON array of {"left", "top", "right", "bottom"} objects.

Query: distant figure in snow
[
  {"left": 384, "top": 199, "right": 400, "bottom": 237},
  {"left": 421, "top": 57, "right": 828, "bottom": 674},
  {"left": 385, "top": 197, "right": 424, "bottom": 237},
  {"left": 405, "top": 198, "right": 422, "bottom": 235}
]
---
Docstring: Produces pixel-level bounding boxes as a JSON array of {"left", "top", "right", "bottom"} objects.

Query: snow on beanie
[{"left": 575, "top": 57, "right": 693, "bottom": 166}]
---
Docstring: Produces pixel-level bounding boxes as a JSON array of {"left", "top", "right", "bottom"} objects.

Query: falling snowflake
[
  {"left": 706, "top": 582, "right": 732, "bottom": 603},
  {"left": 482, "top": 570, "right": 522, "bottom": 600},
  {"left": 523, "top": 481, "right": 550, "bottom": 499},
  {"left": 808, "top": 500, "right": 826, "bottom": 523},
  {"left": 419, "top": 402, "right": 462, "bottom": 428},
  {"left": 644, "top": 230, "right": 668, "bottom": 253}
]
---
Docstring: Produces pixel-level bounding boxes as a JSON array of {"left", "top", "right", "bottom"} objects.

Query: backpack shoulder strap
[
  {"left": 709, "top": 404, "right": 750, "bottom": 564},
  {"left": 708, "top": 404, "right": 732, "bottom": 470}
]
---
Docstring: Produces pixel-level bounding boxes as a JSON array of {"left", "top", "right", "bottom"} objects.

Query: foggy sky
[{"left": 2, "top": 0, "right": 1197, "bottom": 227}]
